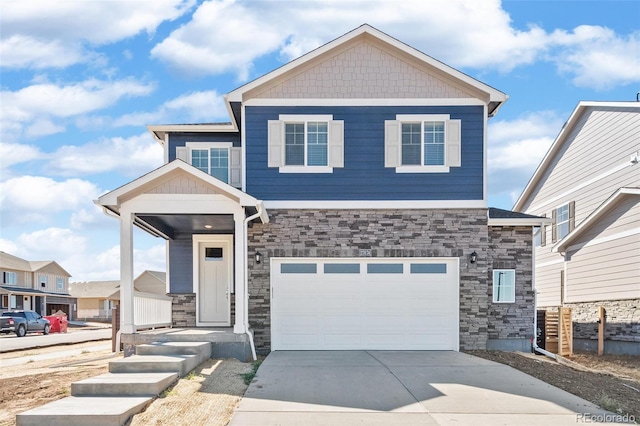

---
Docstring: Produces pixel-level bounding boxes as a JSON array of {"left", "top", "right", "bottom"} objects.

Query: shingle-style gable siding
[
  {"left": 252, "top": 41, "right": 474, "bottom": 100},
  {"left": 245, "top": 105, "right": 484, "bottom": 201}
]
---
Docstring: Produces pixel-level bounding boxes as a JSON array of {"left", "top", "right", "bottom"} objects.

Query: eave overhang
[
  {"left": 514, "top": 101, "right": 640, "bottom": 212},
  {"left": 552, "top": 187, "right": 640, "bottom": 253}
]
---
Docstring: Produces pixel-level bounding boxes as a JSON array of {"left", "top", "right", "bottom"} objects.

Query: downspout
[
  {"left": 243, "top": 204, "right": 263, "bottom": 361},
  {"left": 531, "top": 222, "right": 557, "bottom": 360}
]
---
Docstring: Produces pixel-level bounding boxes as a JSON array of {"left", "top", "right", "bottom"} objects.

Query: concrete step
[
  {"left": 16, "top": 396, "right": 152, "bottom": 426},
  {"left": 71, "top": 372, "right": 178, "bottom": 396},
  {"left": 136, "top": 341, "right": 211, "bottom": 364},
  {"left": 109, "top": 354, "right": 199, "bottom": 376}
]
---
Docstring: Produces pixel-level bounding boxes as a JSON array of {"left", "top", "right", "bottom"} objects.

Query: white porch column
[
  {"left": 233, "top": 211, "right": 247, "bottom": 334},
  {"left": 119, "top": 208, "right": 136, "bottom": 334}
]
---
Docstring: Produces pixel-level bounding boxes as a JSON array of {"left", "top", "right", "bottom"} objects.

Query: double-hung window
[
  {"left": 3, "top": 271, "right": 16, "bottom": 285},
  {"left": 284, "top": 121, "right": 329, "bottom": 166},
  {"left": 40, "top": 275, "right": 47, "bottom": 288},
  {"left": 191, "top": 147, "right": 230, "bottom": 183},
  {"left": 552, "top": 201, "right": 575, "bottom": 242},
  {"left": 386, "top": 114, "right": 461, "bottom": 172},
  {"left": 268, "top": 115, "right": 344, "bottom": 173},
  {"left": 492, "top": 269, "right": 515, "bottom": 303},
  {"left": 176, "top": 142, "right": 242, "bottom": 188},
  {"left": 56, "top": 277, "right": 64, "bottom": 291},
  {"left": 401, "top": 121, "right": 445, "bottom": 166}
]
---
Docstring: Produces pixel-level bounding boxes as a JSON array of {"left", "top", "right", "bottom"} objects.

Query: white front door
[{"left": 194, "top": 235, "right": 232, "bottom": 326}]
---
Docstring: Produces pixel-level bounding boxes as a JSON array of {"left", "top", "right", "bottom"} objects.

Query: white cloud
[
  {"left": 0, "top": 176, "right": 101, "bottom": 225},
  {"left": 114, "top": 90, "right": 228, "bottom": 127},
  {"left": 10, "top": 227, "right": 88, "bottom": 261},
  {"left": 488, "top": 111, "right": 562, "bottom": 172},
  {"left": 550, "top": 26, "right": 640, "bottom": 90},
  {"left": 1, "top": 0, "right": 195, "bottom": 69},
  {"left": 49, "top": 133, "right": 163, "bottom": 177},
  {"left": 0, "top": 142, "right": 44, "bottom": 170},
  {"left": 0, "top": 78, "right": 155, "bottom": 141},
  {"left": 150, "top": 0, "right": 551, "bottom": 79}
]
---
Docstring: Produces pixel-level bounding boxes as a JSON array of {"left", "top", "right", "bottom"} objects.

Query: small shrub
[{"left": 596, "top": 391, "right": 622, "bottom": 414}]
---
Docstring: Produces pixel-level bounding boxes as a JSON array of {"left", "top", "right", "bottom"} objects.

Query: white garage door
[{"left": 271, "top": 258, "right": 459, "bottom": 351}]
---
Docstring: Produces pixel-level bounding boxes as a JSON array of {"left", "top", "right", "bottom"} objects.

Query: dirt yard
[
  {"left": 2, "top": 343, "right": 638, "bottom": 426},
  {"left": 0, "top": 342, "right": 252, "bottom": 426},
  {"left": 468, "top": 350, "right": 640, "bottom": 420}
]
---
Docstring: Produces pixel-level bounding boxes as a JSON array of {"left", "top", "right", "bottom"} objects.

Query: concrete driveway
[{"left": 230, "top": 351, "right": 615, "bottom": 426}]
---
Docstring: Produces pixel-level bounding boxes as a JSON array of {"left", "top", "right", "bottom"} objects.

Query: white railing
[{"left": 134, "top": 291, "right": 172, "bottom": 329}]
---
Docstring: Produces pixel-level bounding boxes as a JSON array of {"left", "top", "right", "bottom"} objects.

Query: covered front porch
[{"left": 96, "top": 160, "right": 268, "bottom": 361}]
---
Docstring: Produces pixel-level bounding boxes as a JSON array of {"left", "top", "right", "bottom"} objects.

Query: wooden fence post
[{"left": 598, "top": 306, "right": 605, "bottom": 356}]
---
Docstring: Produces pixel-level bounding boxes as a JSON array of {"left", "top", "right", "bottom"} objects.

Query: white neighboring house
[
  {"left": 70, "top": 271, "right": 167, "bottom": 321},
  {"left": 514, "top": 101, "right": 640, "bottom": 355},
  {"left": 0, "top": 251, "right": 76, "bottom": 319}
]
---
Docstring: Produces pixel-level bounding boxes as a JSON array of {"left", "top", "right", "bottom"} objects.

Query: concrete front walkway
[{"left": 230, "top": 351, "right": 616, "bottom": 426}]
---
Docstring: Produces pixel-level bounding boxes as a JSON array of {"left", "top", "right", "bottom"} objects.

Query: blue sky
[{"left": 1, "top": 0, "right": 639, "bottom": 281}]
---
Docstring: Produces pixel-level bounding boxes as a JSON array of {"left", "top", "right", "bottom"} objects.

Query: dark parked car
[{"left": 0, "top": 310, "right": 50, "bottom": 337}]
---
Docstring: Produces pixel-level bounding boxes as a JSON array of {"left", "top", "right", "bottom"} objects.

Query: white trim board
[
  {"left": 245, "top": 98, "right": 486, "bottom": 107},
  {"left": 263, "top": 200, "right": 487, "bottom": 209}
]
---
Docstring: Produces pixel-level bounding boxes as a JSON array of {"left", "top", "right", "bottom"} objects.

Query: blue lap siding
[
  {"left": 168, "top": 132, "right": 241, "bottom": 162},
  {"left": 244, "top": 105, "right": 484, "bottom": 201}
]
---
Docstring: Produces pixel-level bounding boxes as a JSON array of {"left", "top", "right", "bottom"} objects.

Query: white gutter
[{"left": 243, "top": 204, "right": 263, "bottom": 361}]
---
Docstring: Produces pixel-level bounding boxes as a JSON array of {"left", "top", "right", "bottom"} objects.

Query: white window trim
[
  {"left": 278, "top": 114, "right": 333, "bottom": 173},
  {"left": 396, "top": 114, "right": 450, "bottom": 172},
  {"left": 185, "top": 142, "right": 233, "bottom": 183},
  {"left": 40, "top": 275, "right": 48, "bottom": 287},
  {"left": 492, "top": 269, "right": 516, "bottom": 303},
  {"left": 4, "top": 271, "right": 17, "bottom": 285},
  {"left": 56, "top": 277, "right": 64, "bottom": 290}
]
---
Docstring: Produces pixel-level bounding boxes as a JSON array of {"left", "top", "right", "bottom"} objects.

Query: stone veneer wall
[
  {"left": 247, "top": 209, "right": 490, "bottom": 352},
  {"left": 170, "top": 293, "right": 195, "bottom": 327},
  {"left": 487, "top": 226, "right": 535, "bottom": 343},
  {"left": 564, "top": 299, "right": 639, "bottom": 342}
]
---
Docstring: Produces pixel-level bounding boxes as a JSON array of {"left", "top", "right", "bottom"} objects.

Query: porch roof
[{"left": 95, "top": 160, "right": 269, "bottom": 238}]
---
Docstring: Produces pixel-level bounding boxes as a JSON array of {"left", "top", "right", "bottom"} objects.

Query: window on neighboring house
[
  {"left": 552, "top": 202, "right": 575, "bottom": 242},
  {"left": 56, "top": 277, "right": 64, "bottom": 291},
  {"left": 40, "top": 275, "right": 47, "bottom": 288},
  {"left": 493, "top": 269, "right": 515, "bottom": 303},
  {"left": 385, "top": 114, "right": 461, "bottom": 172},
  {"left": 3, "top": 271, "right": 17, "bottom": 285},
  {"left": 1, "top": 294, "right": 8, "bottom": 308},
  {"left": 267, "top": 115, "right": 344, "bottom": 173}
]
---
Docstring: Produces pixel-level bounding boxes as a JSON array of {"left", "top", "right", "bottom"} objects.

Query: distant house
[
  {"left": 514, "top": 101, "right": 639, "bottom": 355},
  {"left": 70, "top": 271, "right": 167, "bottom": 321},
  {"left": 0, "top": 251, "right": 77, "bottom": 319},
  {"left": 69, "top": 280, "right": 120, "bottom": 321}
]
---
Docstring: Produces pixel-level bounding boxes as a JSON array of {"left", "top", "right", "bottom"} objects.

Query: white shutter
[
  {"left": 384, "top": 120, "right": 400, "bottom": 168},
  {"left": 229, "top": 147, "right": 242, "bottom": 188},
  {"left": 268, "top": 120, "right": 284, "bottom": 167},
  {"left": 328, "top": 120, "right": 344, "bottom": 168},
  {"left": 446, "top": 119, "right": 461, "bottom": 167},
  {"left": 176, "top": 146, "right": 188, "bottom": 162}
]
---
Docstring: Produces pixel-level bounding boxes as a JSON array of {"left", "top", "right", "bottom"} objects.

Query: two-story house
[
  {"left": 514, "top": 101, "right": 639, "bottom": 355},
  {"left": 0, "top": 251, "right": 76, "bottom": 319},
  {"left": 97, "top": 25, "right": 545, "bottom": 359}
]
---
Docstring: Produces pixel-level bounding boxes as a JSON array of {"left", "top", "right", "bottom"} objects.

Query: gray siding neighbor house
[
  {"left": 96, "top": 25, "right": 546, "bottom": 359},
  {"left": 514, "top": 101, "right": 640, "bottom": 355}
]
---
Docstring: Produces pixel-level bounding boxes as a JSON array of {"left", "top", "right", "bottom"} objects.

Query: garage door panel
[{"left": 271, "top": 258, "right": 459, "bottom": 351}]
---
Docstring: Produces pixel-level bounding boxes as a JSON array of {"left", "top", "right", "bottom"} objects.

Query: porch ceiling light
[
  {"left": 255, "top": 252, "right": 262, "bottom": 264},
  {"left": 470, "top": 251, "right": 477, "bottom": 264},
  {"left": 204, "top": 224, "right": 213, "bottom": 229}
]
